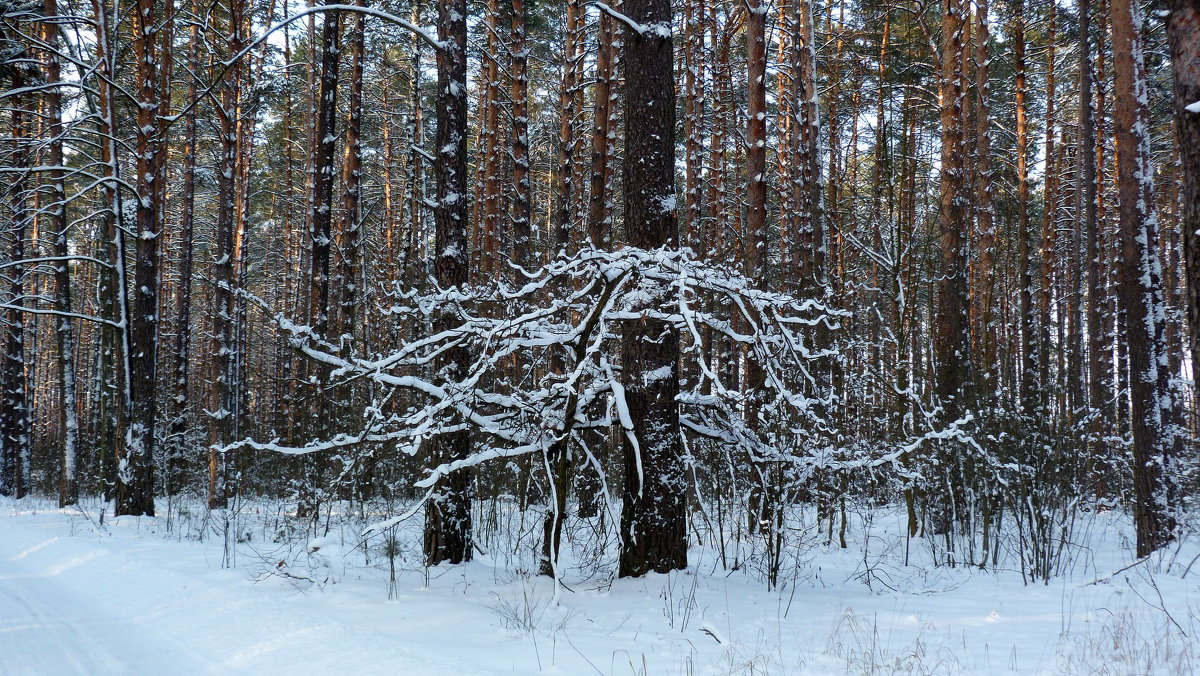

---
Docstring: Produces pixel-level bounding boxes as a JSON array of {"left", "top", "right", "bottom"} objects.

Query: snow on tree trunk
[
  {"left": 1166, "top": 0, "right": 1200, "bottom": 407},
  {"left": 424, "top": 0, "right": 474, "bottom": 567},
  {"left": 1112, "top": 0, "right": 1177, "bottom": 557},
  {"left": 115, "top": 0, "right": 162, "bottom": 517},
  {"left": 617, "top": 0, "right": 687, "bottom": 578}
]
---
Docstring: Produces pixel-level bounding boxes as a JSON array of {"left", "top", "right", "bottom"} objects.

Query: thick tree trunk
[
  {"left": 1112, "top": 0, "right": 1177, "bottom": 556},
  {"left": 931, "top": 0, "right": 970, "bottom": 536},
  {"left": 1, "top": 73, "right": 31, "bottom": 499},
  {"left": 208, "top": 0, "right": 243, "bottom": 510},
  {"left": 115, "top": 0, "right": 163, "bottom": 517},
  {"left": 935, "top": 0, "right": 968, "bottom": 421},
  {"left": 1014, "top": 1, "right": 1037, "bottom": 413},
  {"left": 169, "top": 0, "right": 201, "bottom": 496},
  {"left": 424, "top": 0, "right": 473, "bottom": 567},
  {"left": 510, "top": 0, "right": 532, "bottom": 268},
  {"left": 338, "top": 0, "right": 365, "bottom": 342},
  {"left": 1166, "top": 0, "right": 1200, "bottom": 407},
  {"left": 973, "top": 1, "right": 996, "bottom": 391},
  {"left": 41, "top": 0, "right": 79, "bottom": 506},
  {"left": 744, "top": 0, "right": 772, "bottom": 534},
  {"left": 310, "top": 8, "right": 340, "bottom": 346},
  {"left": 617, "top": 0, "right": 686, "bottom": 578}
]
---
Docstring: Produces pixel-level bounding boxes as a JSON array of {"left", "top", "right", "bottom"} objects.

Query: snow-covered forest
[{"left": 2, "top": 0, "right": 1200, "bottom": 672}]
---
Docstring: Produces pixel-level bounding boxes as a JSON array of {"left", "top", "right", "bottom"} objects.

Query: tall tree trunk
[
  {"left": 41, "top": 0, "right": 79, "bottom": 506},
  {"left": 1, "top": 71, "right": 31, "bottom": 499},
  {"left": 1167, "top": 0, "right": 1200, "bottom": 407},
  {"left": 91, "top": 0, "right": 130, "bottom": 502},
  {"left": 208, "top": 0, "right": 243, "bottom": 510},
  {"left": 1014, "top": 0, "right": 1037, "bottom": 413},
  {"left": 510, "top": 0, "right": 532, "bottom": 267},
  {"left": 479, "top": 0, "right": 502, "bottom": 274},
  {"left": 338, "top": 0, "right": 366, "bottom": 343},
  {"left": 794, "top": 0, "right": 823, "bottom": 292},
  {"left": 577, "top": 3, "right": 619, "bottom": 519},
  {"left": 115, "top": 0, "right": 164, "bottom": 516},
  {"left": 553, "top": 1, "right": 582, "bottom": 255},
  {"left": 1112, "top": 0, "right": 1177, "bottom": 556},
  {"left": 539, "top": 0, "right": 583, "bottom": 577},
  {"left": 744, "top": 0, "right": 772, "bottom": 534},
  {"left": 170, "top": 0, "right": 201, "bottom": 495},
  {"left": 311, "top": 7, "right": 340, "bottom": 347},
  {"left": 617, "top": 0, "right": 686, "bottom": 578},
  {"left": 973, "top": 0, "right": 996, "bottom": 392},
  {"left": 932, "top": 0, "right": 970, "bottom": 536},
  {"left": 302, "top": 4, "right": 341, "bottom": 519},
  {"left": 936, "top": 0, "right": 969, "bottom": 421},
  {"left": 683, "top": 0, "right": 705, "bottom": 250},
  {"left": 1080, "top": 0, "right": 1108, "bottom": 479},
  {"left": 1039, "top": 0, "right": 1057, "bottom": 401},
  {"left": 424, "top": 0, "right": 473, "bottom": 567}
]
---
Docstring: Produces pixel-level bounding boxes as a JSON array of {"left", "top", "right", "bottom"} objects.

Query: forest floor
[{"left": 1, "top": 497, "right": 1197, "bottom": 675}]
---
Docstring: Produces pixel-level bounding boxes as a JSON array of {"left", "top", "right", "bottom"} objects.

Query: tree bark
[
  {"left": 115, "top": 0, "right": 164, "bottom": 516},
  {"left": 935, "top": 0, "right": 969, "bottom": 419},
  {"left": 1014, "top": 0, "right": 1037, "bottom": 413},
  {"left": 1112, "top": 0, "right": 1177, "bottom": 556},
  {"left": 1166, "top": 0, "right": 1200, "bottom": 407},
  {"left": 424, "top": 0, "right": 474, "bottom": 567},
  {"left": 617, "top": 0, "right": 686, "bottom": 578},
  {"left": 1, "top": 67, "right": 31, "bottom": 499},
  {"left": 41, "top": 0, "right": 79, "bottom": 506},
  {"left": 510, "top": 0, "right": 532, "bottom": 268}
]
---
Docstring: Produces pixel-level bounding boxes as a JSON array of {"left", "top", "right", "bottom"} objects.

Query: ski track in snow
[
  {"left": 0, "top": 544, "right": 214, "bottom": 675},
  {"left": 0, "top": 500, "right": 1197, "bottom": 675},
  {"left": 0, "top": 510, "right": 458, "bottom": 675}
]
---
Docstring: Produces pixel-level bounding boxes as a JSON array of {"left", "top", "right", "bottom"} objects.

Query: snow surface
[{"left": 1, "top": 499, "right": 1198, "bottom": 675}]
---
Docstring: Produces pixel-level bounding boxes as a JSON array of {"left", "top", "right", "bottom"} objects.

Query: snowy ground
[{"left": 1, "top": 498, "right": 1198, "bottom": 675}]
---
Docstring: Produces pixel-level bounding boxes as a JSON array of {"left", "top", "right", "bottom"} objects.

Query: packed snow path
[
  {"left": 1, "top": 500, "right": 1197, "bottom": 675},
  {"left": 0, "top": 542, "right": 214, "bottom": 675},
  {"left": 0, "top": 508, "right": 455, "bottom": 675}
]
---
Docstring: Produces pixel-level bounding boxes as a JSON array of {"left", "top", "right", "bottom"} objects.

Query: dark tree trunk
[
  {"left": 310, "top": 7, "right": 340, "bottom": 347},
  {"left": 338, "top": 0, "right": 365, "bottom": 343},
  {"left": 208, "top": 0, "right": 243, "bottom": 510},
  {"left": 1166, "top": 0, "right": 1200, "bottom": 407},
  {"left": 935, "top": 0, "right": 968, "bottom": 421},
  {"left": 1, "top": 69, "right": 31, "bottom": 499},
  {"left": 617, "top": 0, "right": 686, "bottom": 578},
  {"left": 424, "top": 0, "right": 474, "bottom": 567},
  {"left": 1013, "top": 0, "right": 1037, "bottom": 413},
  {"left": 510, "top": 0, "right": 531, "bottom": 268},
  {"left": 41, "top": 0, "right": 80, "bottom": 506},
  {"left": 169, "top": 0, "right": 201, "bottom": 497},
  {"left": 1080, "top": 0, "right": 1110, "bottom": 481},
  {"left": 1113, "top": 0, "right": 1177, "bottom": 556},
  {"left": 115, "top": 0, "right": 163, "bottom": 517}
]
